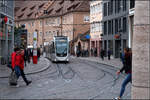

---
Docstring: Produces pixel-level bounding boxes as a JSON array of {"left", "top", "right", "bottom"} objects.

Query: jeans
[
  {"left": 119, "top": 73, "right": 132, "bottom": 98},
  {"left": 20, "top": 69, "right": 29, "bottom": 84}
]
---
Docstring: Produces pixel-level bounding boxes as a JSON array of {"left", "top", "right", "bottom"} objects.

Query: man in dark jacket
[
  {"left": 100, "top": 49, "right": 105, "bottom": 60},
  {"left": 115, "top": 48, "right": 132, "bottom": 99}
]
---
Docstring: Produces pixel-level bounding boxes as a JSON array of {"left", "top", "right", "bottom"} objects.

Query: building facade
[
  {"left": 102, "top": 0, "right": 129, "bottom": 58},
  {"left": 0, "top": 0, "right": 14, "bottom": 65},
  {"left": 90, "top": 0, "right": 103, "bottom": 57},
  {"left": 15, "top": 0, "right": 90, "bottom": 54}
]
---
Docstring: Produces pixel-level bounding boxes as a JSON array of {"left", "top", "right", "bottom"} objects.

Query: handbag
[{"left": 9, "top": 71, "right": 18, "bottom": 85}]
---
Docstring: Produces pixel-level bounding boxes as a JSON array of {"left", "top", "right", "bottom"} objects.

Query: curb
[
  {"left": 0, "top": 58, "right": 51, "bottom": 78},
  {"left": 78, "top": 57, "right": 121, "bottom": 68},
  {"left": 78, "top": 57, "right": 126, "bottom": 77},
  {"left": 78, "top": 57, "right": 120, "bottom": 69}
]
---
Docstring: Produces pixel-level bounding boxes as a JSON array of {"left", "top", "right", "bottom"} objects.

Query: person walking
[
  {"left": 100, "top": 49, "right": 104, "bottom": 60},
  {"left": 27, "top": 48, "right": 31, "bottom": 63},
  {"left": 13, "top": 48, "right": 32, "bottom": 86},
  {"left": 37, "top": 48, "right": 41, "bottom": 61},
  {"left": 94, "top": 48, "right": 97, "bottom": 57},
  {"left": 107, "top": 49, "right": 111, "bottom": 60},
  {"left": 115, "top": 48, "right": 132, "bottom": 100},
  {"left": 11, "top": 47, "right": 20, "bottom": 71},
  {"left": 91, "top": 48, "right": 93, "bottom": 56},
  {"left": 24, "top": 48, "right": 28, "bottom": 66}
]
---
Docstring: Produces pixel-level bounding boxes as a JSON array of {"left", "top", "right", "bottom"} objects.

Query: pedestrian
[
  {"left": 94, "top": 48, "right": 97, "bottom": 57},
  {"left": 13, "top": 48, "right": 32, "bottom": 86},
  {"left": 37, "top": 48, "right": 41, "bottom": 61},
  {"left": 27, "top": 49, "right": 31, "bottom": 63},
  {"left": 30, "top": 49, "right": 33, "bottom": 61},
  {"left": 91, "top": 48, "right": 93, "bottom": 56},
  {"left": 11, "top": 47, "right": 20, "bottom": 72},
  {"left": 24, "top": 48, "right": 28, "bottom": 66},
  {"left": 107, "top": 49, "right": 111, "bottom": 60},
  {"left": 100, "top": 49, "right": 104, "bottom": 60},
  {"left": 115, "top": 48, "right": 132, "bottom": 100}
]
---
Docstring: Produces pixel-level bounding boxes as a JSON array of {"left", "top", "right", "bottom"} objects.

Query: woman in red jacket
[
  {"left": 15, "top": 49, "right": 32, "bottom": 86},
  {"left": 11, "top": 47, "right": 20, "bottom": 70}
]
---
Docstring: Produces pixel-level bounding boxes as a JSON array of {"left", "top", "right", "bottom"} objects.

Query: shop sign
[{"left": 114, "top": 34, "right": 120, "bottom": 39}]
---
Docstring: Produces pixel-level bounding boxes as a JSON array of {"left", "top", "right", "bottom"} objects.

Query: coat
[
  {"left": 120, "top": 52, "right": 132, "bottom": 74},
  {"left": 11, "top": 52, "right": 16, "bottom": 69},
  {"left": 15, "top": 54, "right": 24, "bottom": 70}
]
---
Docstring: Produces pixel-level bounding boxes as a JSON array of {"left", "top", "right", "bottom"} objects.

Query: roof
[
  {"left": 40, "top": 0, "right": 90, "bottom": 18},
  {"left": 15, "top": 1, "right": 54, "bottom": 21},
  {"left": 15, "top": 0, "right": 90, "bottom": 21}
]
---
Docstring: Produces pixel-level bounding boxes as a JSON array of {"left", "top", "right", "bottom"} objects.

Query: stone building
[
  {"left": 0, "top": 0, "right": 14, "bottom": 65},
  {"left": 15, "top": 0, "right": 90, "bottom": 54},
  {"left": 132, "top": 1, "right": 150, "bottom": 99},
  {"left": 102, "top": 0, "right": 129, "bottom": 58},
  {"left": 90, "top": 0, "right": 103, "bottom": 57},
  {"left": 15, "top": 1, "right": 53, "bottom": 48}
]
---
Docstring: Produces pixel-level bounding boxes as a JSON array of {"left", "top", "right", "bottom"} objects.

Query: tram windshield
[{"left": 55, "top": 40, "right": 67, "bottom": 57}]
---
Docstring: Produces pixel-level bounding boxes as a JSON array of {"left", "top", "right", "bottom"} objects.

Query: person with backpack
[{"left": 115, "top": 48, "right": 132, "bottom": 100}]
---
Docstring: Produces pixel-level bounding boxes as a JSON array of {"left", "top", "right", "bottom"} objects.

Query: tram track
[
  {"left": 56, "top": 63, "right": 76, "bottom": 80},
  {"left": 76, "top": 59, "right": 124, "bottom": 99},
  {"left": 46, "top": 59, "right": 123, "bottom": 99},
  {"left": 27, "top": 58, "right": 126, "bottom": 99}
]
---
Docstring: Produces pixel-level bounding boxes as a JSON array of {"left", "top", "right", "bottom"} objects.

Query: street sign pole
[{"left": 33, "top": 31, "right": 38, "bottom": 64}]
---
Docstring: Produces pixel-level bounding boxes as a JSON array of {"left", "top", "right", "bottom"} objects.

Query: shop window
[
  {"left": 123, "top": 17, "right": 127, "bottom": 32},
  {"left": 104, "top": 21, "right": 107, "bottom": 35},
  {"left": 115, "top": 19, "right": 118, "bottom": 34},
  {"left": 84, "top": 16, "right": 89, "bottom": 22},
  {"left": 103, "top": 3, "right": 107, "bottom": 16}
]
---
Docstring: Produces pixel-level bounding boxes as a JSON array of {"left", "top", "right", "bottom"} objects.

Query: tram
[{"left": 45, "top": 36, "right": 70, "bottom": 62}]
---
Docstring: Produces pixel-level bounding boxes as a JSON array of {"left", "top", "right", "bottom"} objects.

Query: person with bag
[
  {"left": 16, "top": 49, "right": 32, "bottom": 86},
  {"left": 9, "top": 47, "right": 20, "bottom": 86},
  {"left": 11, "top": 48, "right": 32, "bottom": 86},
  {"left": 114, "top": 48, "right": 132, "bottom": 100}
]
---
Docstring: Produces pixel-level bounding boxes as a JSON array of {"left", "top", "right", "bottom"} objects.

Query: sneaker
[
  {"left": 113, "top": 97, "right": 120, "bottom": 100},
  {"left": 26, "top": 81, "right": 32, "bottom": 86},
  {"left": 15, "top": 84, "right": 20, "bottom": 87}
]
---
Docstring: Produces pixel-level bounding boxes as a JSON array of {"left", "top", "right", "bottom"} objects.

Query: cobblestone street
[{"left": 0, "top": 57, "right": 131, "bottom": 99}]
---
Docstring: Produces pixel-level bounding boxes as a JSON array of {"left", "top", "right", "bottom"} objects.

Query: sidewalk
[
  {"left": 0, "top": 56, "right": 50, "bottom": 78},
  {"left": 75, "top": 56, "right": 123, "bottom": 69}
]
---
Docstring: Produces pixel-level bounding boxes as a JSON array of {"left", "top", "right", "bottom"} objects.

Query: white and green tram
[{"left": 46, "top": 36, "right": 70, "bottom": 62}]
